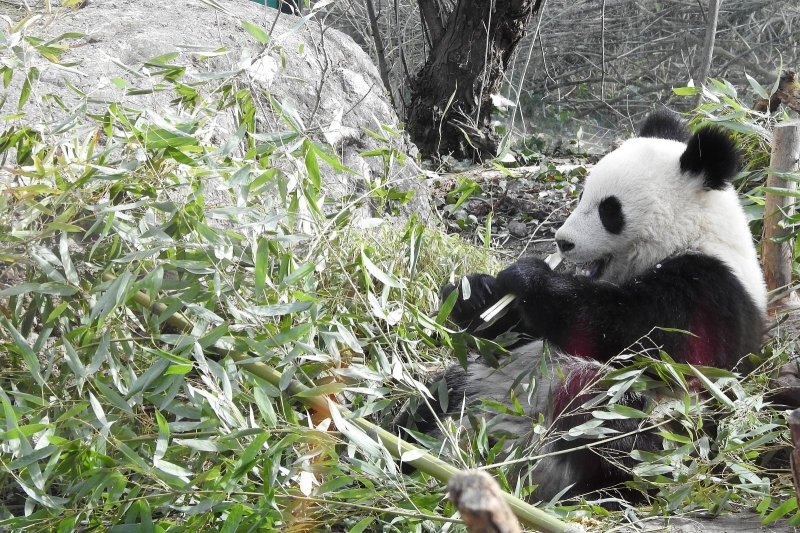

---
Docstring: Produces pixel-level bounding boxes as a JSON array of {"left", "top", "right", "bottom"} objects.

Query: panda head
[{"left": 554, "top": 110, "right": 764, "bottom": 309}]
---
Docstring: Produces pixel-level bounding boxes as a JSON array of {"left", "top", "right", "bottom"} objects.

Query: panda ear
[
  {"left": 639, "top": 109, "right": 689, "bottom": 142},
  {"left": 679, "top": 126, "right": 740, "bottom": 190}
]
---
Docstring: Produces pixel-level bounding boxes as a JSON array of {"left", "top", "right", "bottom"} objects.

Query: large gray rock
[
  {"left": 622, "top": 513, "right": 795, "bottom": 532},
  {"left": 2, "top": 0, "right": 433, "bottom": 221}
]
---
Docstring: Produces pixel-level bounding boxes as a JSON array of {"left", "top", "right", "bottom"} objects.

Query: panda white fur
[{"left": 400, "top": 110, "right": 767, "bottom": 503}]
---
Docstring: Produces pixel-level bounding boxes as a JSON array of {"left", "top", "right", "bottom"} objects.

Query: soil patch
[{"left": 430, "top": 158, "right": 588, "bottom": 263}]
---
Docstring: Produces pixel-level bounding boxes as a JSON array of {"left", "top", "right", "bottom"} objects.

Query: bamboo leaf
[
  {"left": 0, "top": 317, "right": 42, "bottom": 385},
  {"left": 280, "top": 262, "right": 315, "bottom": 288},
  {"left": 745, "top": 73, "right": 770, "bottom": 99},
  {"left": 361, "top": 250, "right": 405, "bottom": 289},
  {"left": 250, "top": 300, "right": 311, "bottom": 317},
  {"left": 303, "top": 140, "right": 322, "bottom": 190},
  {"left": 242, "top": 21, "right": 270, "bottom": 44},
  {"left": 19, "top": 66, "right": 39, "bottom": 109},
  {"left": 253, "top": 386, "right": 277, "bottom": 427},
  {"left": 59, "top": 234, "right": 79, "bottom": 286},
  {"left": 254, "top": 237, "right": 269, "bottom": 297},
  {"left": 689, "top": 364, "right": 735, "bottom": 409},
  {"left": 0, "top": 282, "right": 78, "bottom": 297}
]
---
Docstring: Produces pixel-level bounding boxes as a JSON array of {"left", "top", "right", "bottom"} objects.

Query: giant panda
[{"left": 403, "top": 110, "right": 768, "bottom": 503}]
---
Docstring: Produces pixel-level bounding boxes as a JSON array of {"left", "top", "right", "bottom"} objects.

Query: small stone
[
  {"left": 506, "top": 178, "right": 531, "bottom": 193},
  {"left": 508, "top": 221, "right": 528, "bottom": 238},
  {"left": 493, "top": 196, "right": 517, "bottom": 214},
  {"left": 466, "top": 199, "right": 491, "bottom": 216}
]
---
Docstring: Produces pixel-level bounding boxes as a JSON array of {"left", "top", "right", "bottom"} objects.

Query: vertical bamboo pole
[{"left": 763, "top": 120, "right": 800, "bottom": 309}]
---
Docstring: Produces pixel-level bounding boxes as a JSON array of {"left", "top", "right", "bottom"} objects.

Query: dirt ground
[{"left": 431, "top": 158, "right": 588, "bottom": 262}]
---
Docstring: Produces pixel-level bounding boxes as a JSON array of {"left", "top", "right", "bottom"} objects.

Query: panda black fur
[{"left": 402, "top": 110, "right": 767, "bottom": 503}]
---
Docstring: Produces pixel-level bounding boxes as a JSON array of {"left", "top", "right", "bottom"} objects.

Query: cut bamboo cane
[
  {"left": 480, "top": 293, "right": 517, "bottom": 322},
  {"left": 105, "top": 273, "right": 579, "bottom": 533}
]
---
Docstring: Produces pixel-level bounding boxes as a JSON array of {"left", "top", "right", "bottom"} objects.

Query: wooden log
[
  {"left": 447, "top": 470, "right": 523, "bottom": 533},
  {"left": 447, "top": 471, "right": 587, "bottom": 533},
  {"left": 762, "top": 120, "right": 800, "bottom": 310}
]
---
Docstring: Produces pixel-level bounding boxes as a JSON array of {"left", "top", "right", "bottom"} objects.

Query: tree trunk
[
  {"left": 407, "top": 0, "right": 541, "bottom": 160},
  {"left": 417, "top": 0, "right": 444, "bottom": 45}
]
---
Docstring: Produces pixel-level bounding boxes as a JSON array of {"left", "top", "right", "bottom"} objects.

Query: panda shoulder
[
  {"left": 640, "top": 253, "right": 753, "bottom": 303},
  {"left": 648, "top": 252, "right": 733, "bottom": 277}
]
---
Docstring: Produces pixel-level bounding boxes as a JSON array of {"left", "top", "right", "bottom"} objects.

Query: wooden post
[
  {"left": 762, "top": 120, "right": 800, "bottom": 310},
  {"left": 789, "top": 409, "right": 800, "bottom": 504}
]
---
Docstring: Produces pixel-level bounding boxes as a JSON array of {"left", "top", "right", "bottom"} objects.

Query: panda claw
[{"left": 482, "top": 279, "right": 493, "bottom": 295}]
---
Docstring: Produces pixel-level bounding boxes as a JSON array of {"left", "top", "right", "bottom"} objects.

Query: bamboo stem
[{"left": 106, "top": 273, "right": 577, "bottom": 533}]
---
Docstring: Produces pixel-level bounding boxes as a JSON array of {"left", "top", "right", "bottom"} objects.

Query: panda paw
[
  {"left": 495, "top": 256, "right": 553, "bottom": 299},
  {"left": 440, "top": 273, "right": 499, "bottom": 327}
]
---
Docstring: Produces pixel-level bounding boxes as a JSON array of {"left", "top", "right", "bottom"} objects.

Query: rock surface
[
  {"left": 2, "top": 0, "right": 433, "bottom": 220},
  {"left": 622, "top": 513, "right": 797, "bottom": 532}
]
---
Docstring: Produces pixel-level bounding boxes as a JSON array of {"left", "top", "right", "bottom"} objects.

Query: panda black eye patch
[{"left": 598, "top": 196, "right": 625, "bottom": 234}]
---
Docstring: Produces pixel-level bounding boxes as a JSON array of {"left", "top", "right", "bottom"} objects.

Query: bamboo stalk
[{"left": 106, "top": 273, "right": 578, "bottom": 533}]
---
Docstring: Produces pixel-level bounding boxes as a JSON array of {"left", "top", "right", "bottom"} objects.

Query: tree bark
[
  {"left": 789, "top": 409, "right": 800, "bottom": 505},
  {"left": 406, "top": 0, "right": 541, "bottom": 160}
]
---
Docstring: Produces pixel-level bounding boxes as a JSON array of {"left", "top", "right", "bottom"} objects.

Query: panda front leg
[
  {"left": 414, "top": 263, "right": 554, "bottom": 437},
  {"left": 528, "top": 372, "right": 662, "bottom": 504},
  {"left": 491, "top": 254, "right": 763, "bottom": 367},
  {"left": 440, "top": 273, "right": 526, "bottom": 341},
  {"left": 393, "top": 274, "right": 524, "bottom": 435},
  {"left": 399, "top": 340, "right": 552, "bottom": 436}
]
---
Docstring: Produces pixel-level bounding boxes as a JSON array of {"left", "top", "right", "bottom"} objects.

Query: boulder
[{"left": 1, "top": 0, "right": 433, "bottom": 221}]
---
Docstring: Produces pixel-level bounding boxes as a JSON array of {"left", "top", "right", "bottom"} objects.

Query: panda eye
[{"left": 598, "top": 196, "right": 625, "bottom": 234}]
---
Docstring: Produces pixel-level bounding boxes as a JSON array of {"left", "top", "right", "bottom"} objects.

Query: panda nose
[{"left": 556, "top": 239, "right": 575, "bottom": 252}]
